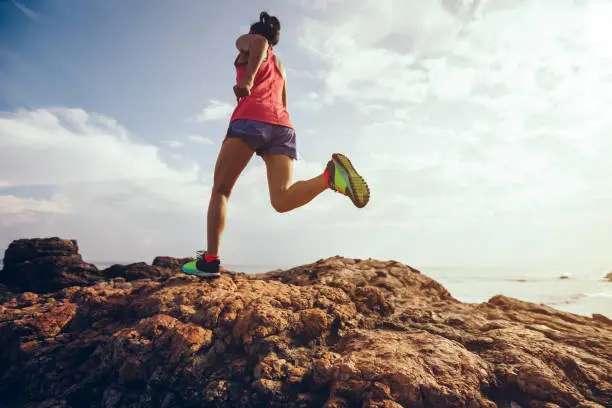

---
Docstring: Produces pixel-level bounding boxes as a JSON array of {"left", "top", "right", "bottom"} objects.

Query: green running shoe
[
  {"left": 326, "top": 153, "right": 370, "bottom": 208},
  {"left": 181, "top": 251, "right": 221, "bottom": 278}
]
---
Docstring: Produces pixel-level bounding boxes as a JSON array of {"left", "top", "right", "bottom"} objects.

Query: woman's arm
[
  {"left": 234, "top": 34, "right": 268, "bottom": 97},
  {"left": 235, "top": 34, "right": 251, "bottom": 52}
]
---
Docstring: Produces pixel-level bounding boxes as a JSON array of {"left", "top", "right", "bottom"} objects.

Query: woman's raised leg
[{"left": 263, "top": 153, "right": 328, "bottom": 213}]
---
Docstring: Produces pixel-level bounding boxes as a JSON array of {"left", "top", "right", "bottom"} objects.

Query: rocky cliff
[{"left": 0, "top": 238, "right": 610, "bottom": 408}]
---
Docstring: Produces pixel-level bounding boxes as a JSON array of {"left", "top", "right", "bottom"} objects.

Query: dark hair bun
[
  {"left": 260, "top": 12, "right": 280, "bottom": 31},
  {"left": 270, "top": 16, "right": 280, "bottom": 31},
  {"left": 250, "top": 11, "right": 281, "bottom": 45}
]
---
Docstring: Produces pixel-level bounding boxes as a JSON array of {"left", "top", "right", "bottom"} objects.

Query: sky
[{"left": 1, "top": 0, "right": 611, "bottom": 271}]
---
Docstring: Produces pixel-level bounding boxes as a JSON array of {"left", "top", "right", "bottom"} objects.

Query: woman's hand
[{"left": 233, "top": 83, "right": 251, "bottom": 102}]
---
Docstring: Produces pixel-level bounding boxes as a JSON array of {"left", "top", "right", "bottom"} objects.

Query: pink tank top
[{"left": 229, "top": 46, "right": 293, "bottom": 129}]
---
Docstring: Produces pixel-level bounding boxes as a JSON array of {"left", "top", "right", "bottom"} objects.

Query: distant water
[
  {"left": 423, "top": 266, "right": 611, "bottom": 318},
  {"left": 2, "top": 260, "right": 610, "bottom": 318}
]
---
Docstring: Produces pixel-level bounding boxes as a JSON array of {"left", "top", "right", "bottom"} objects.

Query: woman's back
[{"left": 230, "top": 45, "right": 292, "bottom": 128}]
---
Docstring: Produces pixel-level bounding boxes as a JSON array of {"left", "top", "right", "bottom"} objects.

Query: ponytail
[{"left": 250, "top": 11, "right": 281, "bottom": 45}]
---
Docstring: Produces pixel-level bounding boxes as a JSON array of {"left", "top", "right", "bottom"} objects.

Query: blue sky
[
  {"left": 1, "top": 0, "right": 611, "bottom": 272},
  {"left": 1, "top": 1, "right": 326, "bottom": 151}
]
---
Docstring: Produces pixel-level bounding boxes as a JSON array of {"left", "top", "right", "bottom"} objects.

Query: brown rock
[
  {"left": 252, "top": 378, "right": 284, "bottom": 400},
  {"left": 3, "top": 237, "right": 79, "bottom": 263},
  {"left": 296, "top": 308, "right": 329, "bottom": 341},
  {"left": 0, "top": 237, "right": 102, "bottom": 293},
  {"left": 323, "top": 396, "right": 350, "bottom": 408},
  {"left": 592, "top": 313, "right": 612, "bottom": 325},
  {"left": 168, "top": 322, "right": 213, "bottom": 363},
  {"left": 101, "top": 257, "right": 196, "bottom": 282},
  {"left": 102, "top": 262, "right": 167, "bottom": 282},
  {"left": 118, "top": 356, "right": 143, "bottom": 383},
  {"left": 151, "top": 256, "right": 193, "bottom": 270},
  {"left": 0, "top": 283, "right": 13, "bottom": 303},
  {"left": 0, "top": 242, "right": 609, "bottom": 408},
  {"left": 354, "top": 285, "right": 394, "bottom": 316},
  {"left": 0, "top": 298, "right": 77, "bottom": 378}
]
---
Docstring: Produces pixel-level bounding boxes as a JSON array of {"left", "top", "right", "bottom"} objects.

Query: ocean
[
  {"left": 422, "top": 266, "right": 611, "bottom": 318},
  {"left": 2, "top": 260, "right": 610, "bottom": 318}
]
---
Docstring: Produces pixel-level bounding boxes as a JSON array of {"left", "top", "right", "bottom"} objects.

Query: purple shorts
[{"left": 225, "top": 119, "right": 298, "bottom": 160}]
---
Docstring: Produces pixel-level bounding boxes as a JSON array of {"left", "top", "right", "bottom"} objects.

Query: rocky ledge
[{"left": 0, "top": 238, "right": 610, "bottom": 408}]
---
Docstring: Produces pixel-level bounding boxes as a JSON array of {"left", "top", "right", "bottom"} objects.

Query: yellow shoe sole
[{"left": 332, "top": 153, "right": 370, "bottom": 208}]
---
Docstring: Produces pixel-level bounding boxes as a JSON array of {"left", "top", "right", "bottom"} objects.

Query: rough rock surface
[
  {"left": 102, "top": 262, "right": 169, "bottom": 282},
  {"left": 100, "top": 256, "right": 193, "bottom": 282},
  {"left": 0, "top": 283, "right": 13, "bottom": 303},
  {"left": 0, "top": 239, "right": 610, "bottom": 408},
  {"left": 152, "top": 256, "right": 194, "bottom": 271}
]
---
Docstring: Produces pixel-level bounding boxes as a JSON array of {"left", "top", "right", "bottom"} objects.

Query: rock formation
[
  {"left": 0, "top": 238, "right": 102, "bottom": 293},
  {"left": 0, "top": 238, "right": 610, "bottom": 408}
]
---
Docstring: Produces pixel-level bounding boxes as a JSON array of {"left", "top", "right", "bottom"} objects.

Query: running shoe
[
  {"left": 181, "top": 251, "right": 221, "bottom": 278},
  {"left": 326, "top": 153, "right": 370, "bottom": 208}
]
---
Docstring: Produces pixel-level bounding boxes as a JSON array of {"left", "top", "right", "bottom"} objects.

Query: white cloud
[
  {"left": 191, "top": 100, "right": 234, "bottom": 122},
  {"left": 295, "top": 91, "right": 323, "bottom": 112},
  {"left": 0, "top": 195, "right": 70, "bottom": 226},
  {"left": 159, "top": 135, "right": 214, "bottom": 149},
  {"left": 160, "top": 140, "right": 183, "bottom": 148},
  {"left": 187, "top": 134, "right": 214, "bottom": 145},
  {"left": 297, "top": 0, "right": 612, "bottom": 109},
  {"left": 293, "top": 0, "right": 342, "bottom": 10},
  {"left": 0, "top": 108, "right": 198, "bottom": 186},
  {"left": 291, "top": 0, "right": 612, "bottom": 268},
  {"left": 0, "top": 107, "right": 211, "bottom": 261}
]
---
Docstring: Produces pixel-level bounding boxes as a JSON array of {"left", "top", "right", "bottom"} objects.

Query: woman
[{"left": 182, "top": 11, "right": 370, "bottom": 277}]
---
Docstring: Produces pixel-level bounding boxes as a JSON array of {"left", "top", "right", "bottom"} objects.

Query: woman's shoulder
[{"left": 235, "top": 33, "right": 268, "bottom": 52}]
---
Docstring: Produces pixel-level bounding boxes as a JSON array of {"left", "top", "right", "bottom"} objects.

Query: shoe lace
[{"left": 195, "top": 250, "right": 204, "bottom": 260}]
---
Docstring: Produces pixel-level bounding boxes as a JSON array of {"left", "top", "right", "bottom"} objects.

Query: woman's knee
[
  {"left": 270, "top": 192, "right": 290, "bottom": 213},
  {"left": 212, "top": 181, "right": 233, "bottom": 198}
]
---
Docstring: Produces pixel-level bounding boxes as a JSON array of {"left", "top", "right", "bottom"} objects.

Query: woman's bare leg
[
  {"left": 263, "top": 154, "right": 328, "bottom": 213},
  {"left": 207, "top": 138, "right": 254, "bottom": 256}
]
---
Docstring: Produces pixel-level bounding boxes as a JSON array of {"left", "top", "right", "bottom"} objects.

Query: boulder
[{"left": 0, "top": 238, "right": 102, "bottom": 293}]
